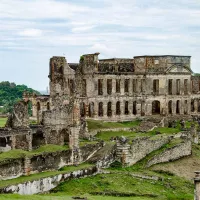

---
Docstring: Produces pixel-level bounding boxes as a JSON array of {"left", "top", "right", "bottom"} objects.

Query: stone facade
[{"left": 30, "top": 53, "right": 200, "bottom": 123}]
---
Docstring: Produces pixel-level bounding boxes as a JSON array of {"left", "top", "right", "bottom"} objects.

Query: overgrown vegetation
[{"left": 0, "top": 81, "right": 40, "bottom": 114}]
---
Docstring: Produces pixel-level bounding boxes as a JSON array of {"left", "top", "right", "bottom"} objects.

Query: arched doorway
[
  {"left": 125, "top": 101, "right": 129, "bottom": 115},
  {"left": 191, "top": 99, "right": 195, "bottom": 112},
  {"left": 133, "top": 101, "right": 137, "bottom": 115},
  {"left": 80, "top": 102, "right": 86, "bottom": 117},
  {"left": 116, "top": 101, "right": 121, "bottom": 115},
  {"left": 152, "top": 100, "right": 160, "bottom": 115},
  {"left": 107, "top": 102, "right": 112, "bottom": 117},
  {"left": 98, "top": 102, "right": 103, "bottom": 117},
  {"left": 168, "top": 100, "right": 172, "bottom": 114},
  {"left": 176, "top": 100, "right": 180, "bottom": 114}
]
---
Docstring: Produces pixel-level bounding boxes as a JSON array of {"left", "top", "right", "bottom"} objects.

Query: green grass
[
  {"left": 87, "top": 120, "right": 141, "bottom": 131},
  {"left": 0, "top": 144, "right": 69, "bottom": 163},
  {"left": 0, "top": 194, "right": 155, "bottom": 200},
  {"left": 0, "top": 163, "right": 93, "bottom": 189},
  {"left": 95, "top": 126, "right": 181, "bottom": 142},
  {"left": 0, "top": 117, "right": 7, "bottom": 127},
  {"left": 52, "top": 169, "right": 193, "bottom": 200}
]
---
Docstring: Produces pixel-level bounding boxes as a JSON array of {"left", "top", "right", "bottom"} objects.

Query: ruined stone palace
[
  {"left": 29, "top": 53, "right": 200, "bottom": 121},
  {"left": 0, "top": 52, "right": 200, "bottom": 155}
]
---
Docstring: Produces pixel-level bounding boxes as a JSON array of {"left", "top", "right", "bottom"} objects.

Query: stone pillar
[
  {"left": 180, "top": 79, "right": 184, "bottom": 95},
  {"left": 103, "top": 102, "right": 107, "bottom": 118},
  {"left": 129, "top": 79, "right": 133, "bottom": 96},
  {"left": 24, "top": 157, "right": 31, "bottom": 176},
  {"left": 137, "top": 79, "right": 141, "bottom": 94},
  {"left": 194, "top": 171, "right": 200, "bottom": 200},
  {"left": 172, "top": 79, "right": 176, "bottom": 95},
  {"left": 27, "top": 132, "right": 32, "bottom": 151},
  {"left": 180, "top": 99, "right": 184, "bottom": 115},
  {"left": 191, "top": 124, "right": 199, "bottom": 144},
  {"left": 103, "top": 79, "right": 107, "bottom": 96},
  {"left": 129, "top": 100, "right": 133, "bottom": 116},
  {"left": 11, "top": 135, "right": 16, "bottom": 149},
  {"left": 146, "top": 102, "right": 152, "bottom": 116},
  {"left": 116, "top": 140, "right": 131, "bottom": 166},
  {"left": 136, "top": 103, "right": 141, "bottom": 116},
  {"left": 94, "top": 102, "right": 98, "bottom": 118},
  {"left": 112, "top": 79, "right": 116, "bottom": 94},
  {"left": 172, "top": 100, "right": 176, "bottom": 115},
  {"left": 120, "top": 77, "right": 124, "bottom": 95}
]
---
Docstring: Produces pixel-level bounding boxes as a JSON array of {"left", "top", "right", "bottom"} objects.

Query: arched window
[
  {"left": 133, "top": 101, "right": 137, "bottom": 115},
  {"left": 37, "top": 102, "right": 41, "bottom": 111},
  {"left": 125, "top": 101, "right": 129, "bottom": 115},
  {"left": 98, "top": 102, "right": 103, "bottom": 117},
  {"left": 107, "top": 102, "right": 112, "bottom": 117},
  {"left": 168, "top": 100, "right": 172, "bottom": 114},
  {"left": 176, "top": 100, "right": 180, "bottom": 114},
  {"left": 116, "top": 101, "right": 121, "bottom": 115}
]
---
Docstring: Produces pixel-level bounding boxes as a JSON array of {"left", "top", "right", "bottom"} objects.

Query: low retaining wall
[
  {"left": 0, "top": 142, "right": 103, "bottom": 180},
  {"left": 116, "top": 136, "right": 171, "bottom": 166},
  {"left": 146, "top": 140, "right": 192, "bottom": 167},
  {"left": 0, "top": 166, "right": 98, "bottom": 195}
]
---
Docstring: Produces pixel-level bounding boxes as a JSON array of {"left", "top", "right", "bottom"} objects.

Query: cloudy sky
[{"left": 0, "top": 0, "right": 200, "bottom": 91}]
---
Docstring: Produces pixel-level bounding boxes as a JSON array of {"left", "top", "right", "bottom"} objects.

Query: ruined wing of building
[{"left": 0, "top": 53, "right": 200, "bottom": 156}]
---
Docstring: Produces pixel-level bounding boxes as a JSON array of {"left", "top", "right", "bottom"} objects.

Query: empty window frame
[
  {"left": 98, "top": 79, "right": 103, "bottom": 95},
  {"left": 124, "top": 101, "right": 129, "bottom": 115},
  {"left": 107, "top": 79, "right": 112, "bottom": 95},
  {"left": 176, "top": 79, "right": 180, "bottom": 95},
  {"left": 124, "top": 79, "right": 129, "bottom": 93},
  {"left": 116, "top": 79, "right": 121, "bottom": 93},
  {"left": 168, "top": 79, "right": 173, "bottom": 95},
  {"left": 153, "top": 79, "right": 159, "bottom": 95}
]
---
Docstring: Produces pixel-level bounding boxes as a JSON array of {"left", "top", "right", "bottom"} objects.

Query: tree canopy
[{"left": 0, "top": 81, "right": 40, "bottom": 113}]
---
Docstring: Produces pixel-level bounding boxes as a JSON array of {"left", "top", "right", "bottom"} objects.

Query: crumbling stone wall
[
  {"left": 146, "top": 140, "right": 192, "bottom": 167},
  {"left": 0, "top": 158, "right": 24, "bottom": 180},
  {"left": 6, "top": 101, "right": 29, "bottom": 128},
  {"left": 116, "top": 136, "right": 171, "bottom": 166}
]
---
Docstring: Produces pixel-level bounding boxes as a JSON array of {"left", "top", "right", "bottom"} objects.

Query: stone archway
[
  {"left": 176, "top": 100, "right": 180, "bottom": 114},
  {"left": 152, "top": 100, "right": 160, "bottom": 115},
  {"left": 168, "top": 100, "right": 172, "bottom": 114}
]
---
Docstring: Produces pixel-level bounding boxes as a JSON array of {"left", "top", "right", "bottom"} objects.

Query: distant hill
[{"left": 0, "top": 81, "right": 40, "bottom": 114}]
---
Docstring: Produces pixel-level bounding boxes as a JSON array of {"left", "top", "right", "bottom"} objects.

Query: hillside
[{"left": 0, "top": 81, "right": 40, "bottom": 113}]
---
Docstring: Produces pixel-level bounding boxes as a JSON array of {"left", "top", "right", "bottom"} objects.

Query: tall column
[
  {"left": 172, "top": 79, "right": 176, "bottom": 95},
  {"left": 121, "top": 77, "right": 124, "bottom": 95},
  {"left": 103, "top": 102, "right": 107, "bottom": 118},
  {"left": 112, "top": 79, "right": 116, "bottom": 94},
  {"left": 103, "top": 79, "right": 107, "bottom": 96}
]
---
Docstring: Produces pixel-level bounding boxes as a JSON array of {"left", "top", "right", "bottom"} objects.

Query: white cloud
[
  {"left": 18, "top": 29, "right": 43, "bottom": 37},
  {"left": 1, "top": 0, "right": 200, "bottom": 90}
]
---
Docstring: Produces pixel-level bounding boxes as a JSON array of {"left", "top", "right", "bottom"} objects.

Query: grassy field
[
  {"left": 0, "top": 194, "right": 155, "bottom": 200},
  {"left": 0, "top": 117, "right": 7, "bottom": 127},
  {"left": 87, "top": 120, "right": 141, "bottom": 131},
  {"left": 95, "top": 126, "right": 181, "bottom": 141}
]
